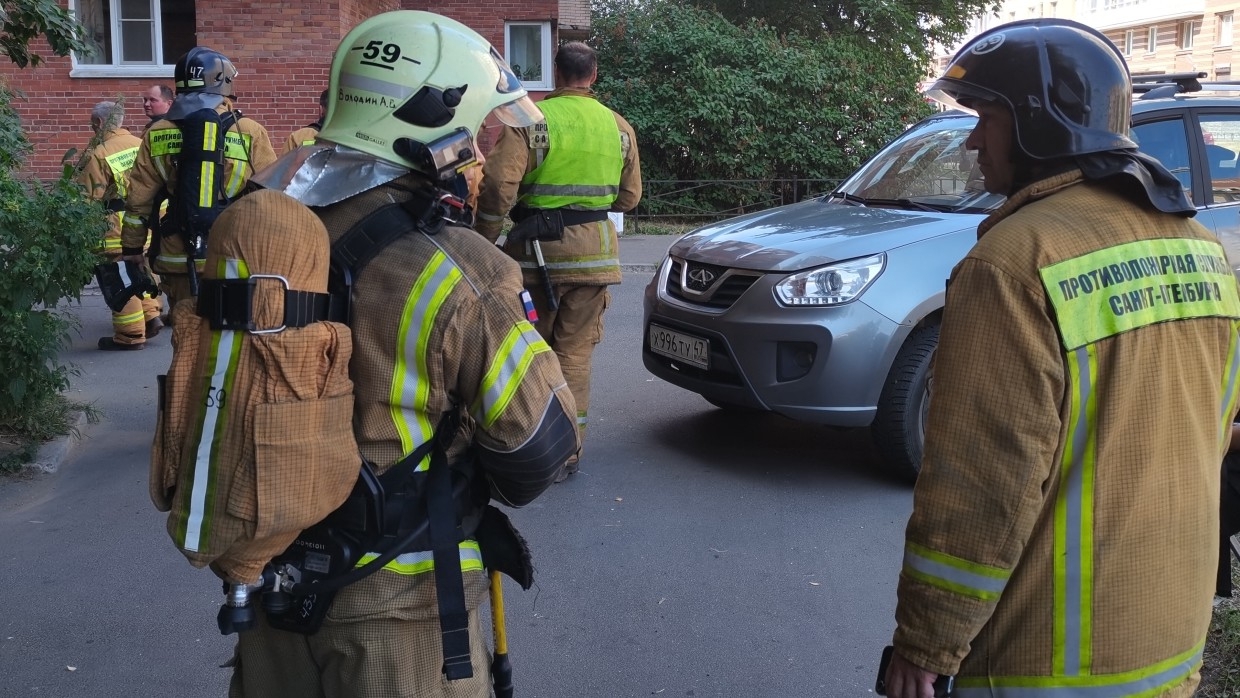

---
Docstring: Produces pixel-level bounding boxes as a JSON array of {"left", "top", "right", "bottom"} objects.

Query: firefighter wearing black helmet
[
  {"left": 881, "top": 19, "right": 1240, "bottom": 698},
  {"left": 120, "top": 47, "right": 277, "bottom": 316}
]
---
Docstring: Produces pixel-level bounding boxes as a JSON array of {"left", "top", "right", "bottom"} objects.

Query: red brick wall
[{"left": 0, "top": 0, "right": 555, "bottom": 179}]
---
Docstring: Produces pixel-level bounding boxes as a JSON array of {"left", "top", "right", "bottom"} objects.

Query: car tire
[{"left": 872, "top": 323, "right": 939, "bottom": 482}]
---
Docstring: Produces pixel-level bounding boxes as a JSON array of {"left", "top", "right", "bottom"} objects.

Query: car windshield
[{"left": 835, "top": 113, "right": 1005, "bottom": 214}]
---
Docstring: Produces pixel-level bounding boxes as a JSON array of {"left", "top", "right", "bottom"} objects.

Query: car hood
[{"left": 667, "top": 198, "right": 986, "bottom": 272}]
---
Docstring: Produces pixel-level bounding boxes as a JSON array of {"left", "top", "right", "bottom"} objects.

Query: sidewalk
[{"left": 619, "top": 233, "right": 678, "bottom": 273}]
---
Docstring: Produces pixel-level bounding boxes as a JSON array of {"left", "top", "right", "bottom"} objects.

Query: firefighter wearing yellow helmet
[{"left": 235, "top": 11, "right": 576, "bottom": 697}]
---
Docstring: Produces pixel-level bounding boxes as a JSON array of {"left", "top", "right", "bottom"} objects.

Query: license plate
[{"left": 648, "top": 323, "right": 709, "bottom": 370}]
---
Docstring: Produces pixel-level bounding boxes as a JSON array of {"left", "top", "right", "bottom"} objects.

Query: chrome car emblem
[{"left": 686, "top": 267, "right": 717, "bottom": 291}]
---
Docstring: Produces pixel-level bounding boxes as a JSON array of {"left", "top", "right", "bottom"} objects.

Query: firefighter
[
  {"left": 235, "top": 11, "right": 577, "bottom": 696},
  {"left": 119, "top": 47, "right": 277, "bottom": 316},
  {"left": 883, "top": 19, "right": 1240, "bottom": 698},
  {"left": 78, "top": 100, "right": 161, "bottom": 350},
  {"left": 279, "top": 89, "right": 327, "bottom": 155},
  {"left": 475, "top": 40, "right": 642, "bottom": 481}
]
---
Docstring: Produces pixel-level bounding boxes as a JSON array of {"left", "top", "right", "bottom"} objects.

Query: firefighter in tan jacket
[
  {"left": 77, "top": 100, "right": 162, "bottom": 350},
  {"left": 476, "top": 41, "right": 642, "bottom": 480},
  {"left": 235, "top": 12, "right": 577, "bottom": 696},
  {"left": 120, "top": 47, "right": 276, "bottom": 315},
  {"left": 883, "top": 20, "right": 1240, "bottom": 698}
]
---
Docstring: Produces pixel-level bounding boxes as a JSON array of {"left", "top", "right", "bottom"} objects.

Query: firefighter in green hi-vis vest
[
  {"left": 78, "top": 100, "right": 162, "bottom": 351},
  {"left": 476, "top": 40, "right": 642, "bottom": 482}
]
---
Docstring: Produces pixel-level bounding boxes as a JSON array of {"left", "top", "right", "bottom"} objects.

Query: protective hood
[
  {"left": 248, "top": 141, "right": 411, "bottom": 207},
  {"left": 1075, "top": 149, "right": 1196, "bottom": 216},
  {"left": 164, "top": 92, "right": 226, "bottom": 121}
]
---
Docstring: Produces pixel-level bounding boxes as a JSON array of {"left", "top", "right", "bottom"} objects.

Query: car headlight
[{"left": 774, "top": 253, "right": 885, "bottom": 306}]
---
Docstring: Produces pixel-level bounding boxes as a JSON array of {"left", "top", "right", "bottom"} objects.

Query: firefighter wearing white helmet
[{"left": 235, "top": 11, "right": 577, "bottom": 697}]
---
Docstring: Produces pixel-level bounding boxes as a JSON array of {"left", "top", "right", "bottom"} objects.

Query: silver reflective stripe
[
  {"left": 1059, "top": 345, "right": 1095, "bottom": 675},
  {"left": 903, "top": 548, "right": 1008, "bottom": 596},
  {"left": 475, "top": 325, "right": 546, "bottom": 426},
  {"left": 183, "top": 259, "right": 245, "bottom": 551},
  {"left": 954, "top": 646, "right": 1200, "bottom": 697},
  {"left": 393, "top": 253, "right": 459, "bottom": 469},
  {"left": 476, "top": 211, "right": 504, "bottom": 223},
  {"left": 517, "top": 258, "right": 619, "bottom": 272},
  {"left": 338, "top": 72, "right": 417, "bottom": 99},
  {"left": 520, "top": 183, "right": 619, "bottom": 198}
]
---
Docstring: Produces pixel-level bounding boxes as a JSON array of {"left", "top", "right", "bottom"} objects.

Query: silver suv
[{"left": 642, "top": 74, "right": 1240, "bottom": 479}]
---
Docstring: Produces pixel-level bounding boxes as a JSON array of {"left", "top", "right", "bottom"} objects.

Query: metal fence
[{"left": 628, "top": 178, "right": 841, "bottom": 234}]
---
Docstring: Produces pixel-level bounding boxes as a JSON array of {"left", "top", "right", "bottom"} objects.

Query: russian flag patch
[{"left": 520, "top": 289, "right": 539, "bottom": 322}]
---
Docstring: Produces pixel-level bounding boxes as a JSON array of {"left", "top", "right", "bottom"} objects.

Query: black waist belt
[
  {"left": 197, "top": 277, "right": 336, "bottom": 332},
  {"left": 512, "top": 207, "right": 610, "bottom": 227}
]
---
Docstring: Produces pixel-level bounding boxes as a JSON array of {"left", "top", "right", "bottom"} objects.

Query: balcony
[{"left": 1076, "top": 0, "right": 1206, "bottom": 30}]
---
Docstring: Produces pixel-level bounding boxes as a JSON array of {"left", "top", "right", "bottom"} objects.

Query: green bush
[
  {"left": 591, "top": 1, "right": 933, "bottom": 216},
  {"left": 0, "top": 86, "right": 107, "bottom": 443}
]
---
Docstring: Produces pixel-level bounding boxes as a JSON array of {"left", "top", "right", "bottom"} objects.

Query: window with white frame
[
  {"left": 505, "top": 22, "right": 553, "bottom": 91},
  {"left": 1219, "top": 12, "right": 1234, "bottom": 47},
  {"left": 1124, "top": 29, "right": 1134, "bottom": 55},
  {"left": 1180, "top": 20, "right": 1198, "bottom": 50},
  {"left": 72, "top": 0, "right": 195, "bottom": 75},
  {"left": 1148, "top": 26, "right": 1158, "bottom": 53}
]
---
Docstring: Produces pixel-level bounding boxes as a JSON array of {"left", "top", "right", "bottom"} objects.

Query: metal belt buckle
[{"left": 247, "top": 274, "right": 291, "bottom": 335}]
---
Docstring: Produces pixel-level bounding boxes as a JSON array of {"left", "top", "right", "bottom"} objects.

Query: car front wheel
[{"left": 871, "top": 323, "right": 938, "bottom": 482}]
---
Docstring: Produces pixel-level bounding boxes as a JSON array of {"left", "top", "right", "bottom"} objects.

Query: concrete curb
[{"left": 24, "top": 410, "right": 89, "bottom": 475}]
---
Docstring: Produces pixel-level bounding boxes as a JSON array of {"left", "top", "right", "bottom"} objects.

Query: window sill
[{"left": 69, "top": 64, "right": 174, "bottom": 79}]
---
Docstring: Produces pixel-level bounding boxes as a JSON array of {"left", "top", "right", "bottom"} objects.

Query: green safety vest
[{"left": 519, "top": 96, "right": 623, "bottom": 210}]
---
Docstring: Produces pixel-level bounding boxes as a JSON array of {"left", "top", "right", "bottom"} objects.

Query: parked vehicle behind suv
[{"left": 642, "top": 73, "right": 1240, "bottom": 480}]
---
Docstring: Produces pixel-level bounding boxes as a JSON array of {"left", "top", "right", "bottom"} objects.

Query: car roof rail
[{"left": 1133, "top": 71, "right": 1207, "bottom": 100}]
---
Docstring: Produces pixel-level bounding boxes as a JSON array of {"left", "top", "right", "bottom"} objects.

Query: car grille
[{"left": 666, "top": 259, "right": 762, "bottom": 309}]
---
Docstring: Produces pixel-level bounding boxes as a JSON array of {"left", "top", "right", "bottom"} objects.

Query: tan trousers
[
  {"left": 158, "top": 273, "right": 194, "bottom": 319},
  {"left": 526, "top": 283, "right": 610, "bottom": 449},
  {"left": 103, "top": 252, "right": 162, "bottom": 345},
  {"left": 229, "top": 604, "right": 493, "bottom": 698}
]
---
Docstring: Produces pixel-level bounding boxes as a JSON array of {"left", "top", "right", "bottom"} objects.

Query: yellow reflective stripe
[
  {"left": 174, "top": 258, "right": 249, "bottom": 552},
  {"left": 954, "top": 641, "right": 1202, "bottom": 697},
  {"left": 516, "top": 256, "right": 620, "bottom": 272},
  {"left": 1054, "top": 344, "right": 1098, "bottom": 676},
  {"left": 111, "top": 309, "right": 144, "bottom": 326},
  {"left": 355, "top": 541, "right": 484, "bottom": 576},
  {"left": 197, "top": 121, "right": 219, "bottom": 208},
  {"left": 1040, "top": 238, "right": 1240, "bottom": 350},
  {"left": 391, "top": 252, "right": 462, "bottom": 469},
  {"left": 901, "top": 541, "right": 1010, "bottom": 601},
  {"left": 223, "top": 132, "right": 253, "bottom": 196},
  {"left": 1219, "top": 320, "right": 1240, "bottom": 454},
  {"left": 148, "top": 128, "right": 182, "bottom": 157},
  {"left": 472, "top": 322, "right": 551, "bottom": 429},
  {"left": 156, "top": 254, "right": 206, "bottom": 269},
  {"left": 99, "top": 236, "right": 123, "bottom": 251}
]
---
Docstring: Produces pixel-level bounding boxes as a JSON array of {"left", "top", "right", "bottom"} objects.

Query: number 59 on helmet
[{"left": 317, "top": 10, "right": 542, "bottom": 181}]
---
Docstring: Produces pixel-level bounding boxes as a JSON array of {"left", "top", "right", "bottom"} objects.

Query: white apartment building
[{"left": 932, "top": 0, "right": 1240, "bottom": 81}]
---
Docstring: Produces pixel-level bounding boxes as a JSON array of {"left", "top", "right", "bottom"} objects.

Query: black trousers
[{"left": 1219, "top": 451, "right": 1240, "bottom": 597}]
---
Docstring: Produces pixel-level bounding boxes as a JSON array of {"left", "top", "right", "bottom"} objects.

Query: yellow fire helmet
[{"left": 317, "top": 10, "right": 542, "bottom": 180}]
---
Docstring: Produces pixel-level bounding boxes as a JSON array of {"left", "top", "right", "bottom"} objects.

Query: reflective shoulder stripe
[
  {"left": 1039, "top": 238, "right": 1240, "bottom": 350},
  {"left": 902, "top": 541, "right": 1010, "bottom": 601},
  {"left": 471, "top": 321, "right": 552, "bottom": 429},
  {"left": 391, "top": 251, "right": 463, "bottom": 466},
  {"left": 356, "top": 540, "right": 484, "bottom": 576},
  {"left": 954, "top": 641, "right": 1202, "bottom": 697}
]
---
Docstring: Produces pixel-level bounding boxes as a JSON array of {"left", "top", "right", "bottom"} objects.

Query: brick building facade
[{"left": 1, "top": 0, "right": 589, "bottom": 180}]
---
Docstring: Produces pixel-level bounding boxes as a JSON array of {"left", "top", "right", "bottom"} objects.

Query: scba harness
[
  {"left": 206, "top": 187, "right": 530, "bottom": 682},
  {"left": 166, "top": 107, "right": 240, "bottom": 295}
]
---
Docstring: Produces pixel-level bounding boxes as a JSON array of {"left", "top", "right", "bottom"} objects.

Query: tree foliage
[
  {"left": 0, "top": 2, "right": 106, "bottom": 447},
  {"left": 0, "top": 0, "right": 93, "bottom": 68},
  {"left": 690, "top": 0, "right": 1001, "bottom": 66},
  {"left": 591, "top": 1, "right": 938, "bottom": 212}
]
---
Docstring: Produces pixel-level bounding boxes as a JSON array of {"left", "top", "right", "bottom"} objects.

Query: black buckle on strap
[{"left": 197, "top": 276, "right": 333, "bottom": 333}]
